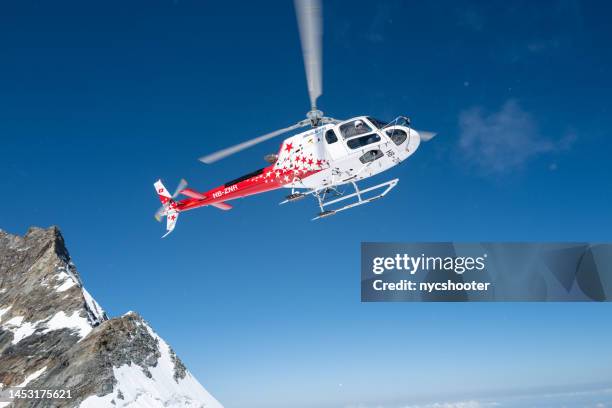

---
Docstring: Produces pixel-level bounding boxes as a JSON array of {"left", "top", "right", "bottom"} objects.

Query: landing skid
[
  {"left": 281, "top": 192, "right": 307, "bottom": 203},
  {"left": 312, "top": 179, "right": 398, "bottom": 220},
  {"left": 280, "top": 179, "right": 399, "bottom": 220}
]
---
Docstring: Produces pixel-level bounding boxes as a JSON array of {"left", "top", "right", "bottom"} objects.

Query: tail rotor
[{"left": 153, "top": 179, "right": 187, "bottom": 237}]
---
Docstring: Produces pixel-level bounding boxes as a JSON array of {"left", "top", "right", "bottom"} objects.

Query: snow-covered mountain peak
[{"left": 0, "top": 226, "right": 222, "bottom": 408}]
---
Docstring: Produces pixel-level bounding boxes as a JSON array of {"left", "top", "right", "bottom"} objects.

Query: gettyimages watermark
[{"left": 361, "top": 242, "right": 612, "bottom": 302}]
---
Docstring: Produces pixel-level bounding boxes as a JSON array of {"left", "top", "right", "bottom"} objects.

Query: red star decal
[
  {"left": 316, "top": 159, "right": 322, "bottom": 166},
  {"left": 285, "top": 143, "right": 293, "bottom": 152},
  {"left": 307, "top": 158, "right": 313, "bottom": 165},
  {"left": 170, "top": 215, "right": 176, "bottom": 220}
]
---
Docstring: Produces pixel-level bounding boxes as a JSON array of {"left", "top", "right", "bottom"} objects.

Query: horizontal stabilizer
[
  {"left": 210, "top": 202, "right": 232, "bottom": 211},
  {"left": 181, "top": 188, "right": 206, "bottom": 200}
]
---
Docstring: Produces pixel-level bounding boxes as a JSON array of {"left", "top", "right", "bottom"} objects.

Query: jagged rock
[{"left": 0, "top": 227, "right": 222, "bottom": 408}]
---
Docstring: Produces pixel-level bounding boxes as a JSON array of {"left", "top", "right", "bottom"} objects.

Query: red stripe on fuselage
[{"left": 175, "top": 164, "right": 321, "bottom": 212}]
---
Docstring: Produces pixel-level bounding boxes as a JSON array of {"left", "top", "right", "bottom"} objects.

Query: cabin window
[
  {"left": 359, "top": 149, "right": 383, "bottom": 164},
  {"left": 347, "top": 133, "right": 381, "bottom": 149},
  {"left": 386, "top": 129, "right": 407, "bottom": 145},
  {"left": 340, "top": 120, "right": 372, "bottom": 139},
  {"left": 325, "top": 129, "right": 338, "bottom": 144}
]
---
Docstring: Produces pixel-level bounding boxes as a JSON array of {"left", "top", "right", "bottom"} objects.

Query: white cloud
[
  {"left": 458, "top": 99, "right": 572, "bottom": 173},
  {"left": 402, "top": 401, "right": 498, "bottom": 408},
  {"left": 345, "top": 400, "right": 498, "bottom": 408}
]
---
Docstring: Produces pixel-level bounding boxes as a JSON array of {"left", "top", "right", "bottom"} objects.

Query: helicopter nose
[{"left": 406, "top": 129, "right": 421, "bottom": 154}]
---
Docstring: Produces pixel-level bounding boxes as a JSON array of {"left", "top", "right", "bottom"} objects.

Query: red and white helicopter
[{"left": 154, "top": 0, "right": 436, "bottom": 237}]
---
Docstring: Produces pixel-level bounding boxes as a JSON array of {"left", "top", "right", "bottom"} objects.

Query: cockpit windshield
[
  {"left": 367, "top": 116, "right": 411, "bottom": 128},
  {"left": 367, "top": 117, "right": 388, "bottom": 129}
]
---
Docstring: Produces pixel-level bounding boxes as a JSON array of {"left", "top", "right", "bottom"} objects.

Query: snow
[
  {"left": 55, "top": 262, "right": 82, "bottom": 287},
  {"left": 0, "top": 289, "right": 101, "bottom": 345},
  {"left": 1, "top": 309, "right": 93, "bottom": 345},
  {"left": 4, "top": 316, "right": 23, "bottom": 326},
  {"left": 82, "top": 287, "right": 106, "bottom": 324},
  {"left": 54, "top": 265, "right": 79, "bottom": 292},
  {"left": 56, "top": 271, "right": 69, "bottom": 280},
  {"left": 0, "top": 263, "right": 105, "bottom": 346},
  {"left": 52, "top": 262, "right": 80, "bottom": 292},
  {"left": 80, "top": 323, "right": 223, "bottom": 408},
  {"left": 2, "top": 316, "right": 38, "bottom": 345},
  {"left": 56, "top": 278, "right": 76, "bottom": 292},
  {"left": 10, "top": 321, "right": 38, "bottom": 344},
  {"left": 43, "top": 311, "right": 92, "bottom": 339}
]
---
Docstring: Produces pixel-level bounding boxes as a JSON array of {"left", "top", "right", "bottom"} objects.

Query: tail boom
[{"left": 154, "top": 160, "right": 319, "bottom": 235}]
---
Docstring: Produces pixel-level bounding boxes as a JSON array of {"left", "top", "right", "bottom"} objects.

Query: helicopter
[{"left": 154, "top": 0, "right": 436, "bottom": 237}]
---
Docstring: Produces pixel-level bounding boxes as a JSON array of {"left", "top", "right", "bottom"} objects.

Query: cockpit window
[
  {"left": 386, "top": 128, "right": 407, "bottom": 145},
  {"left": 347, "top": 133, "right": 381, "bottom": 149},
  {"left": 367, "top": 117, "right": 388, "bottom": 129},
  {"left": 340, "top": 120, "right": 372, "bottom": 139},
  {"left": 325, "top": 129, "right": 338, "bottom": 144}
]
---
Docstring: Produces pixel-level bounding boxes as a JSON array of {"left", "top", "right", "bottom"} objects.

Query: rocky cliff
[{"left": 0, "top": 226, "right": 222, "bottom": 408}]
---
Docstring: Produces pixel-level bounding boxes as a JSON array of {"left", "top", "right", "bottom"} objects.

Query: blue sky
[{"left": 1, "top": 1, "right": 612, "bottom": 407}]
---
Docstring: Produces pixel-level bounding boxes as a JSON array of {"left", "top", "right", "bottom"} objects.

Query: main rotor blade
[
  {"left": 199, "top": 120, "right": 309, "bottom": 164},
  {"left": 294, "top": 0, "right": 322, "bottom": 110},
  {"left": 417, "top": 130, "right": 438, "bottom": 142},
  {"left": 321, "top": 116, "right": 340, "bottom": 125}
]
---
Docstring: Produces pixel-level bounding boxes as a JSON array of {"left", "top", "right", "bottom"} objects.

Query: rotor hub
[{"left": 307, "top": 109, "right": 324, "bottom": 127}]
